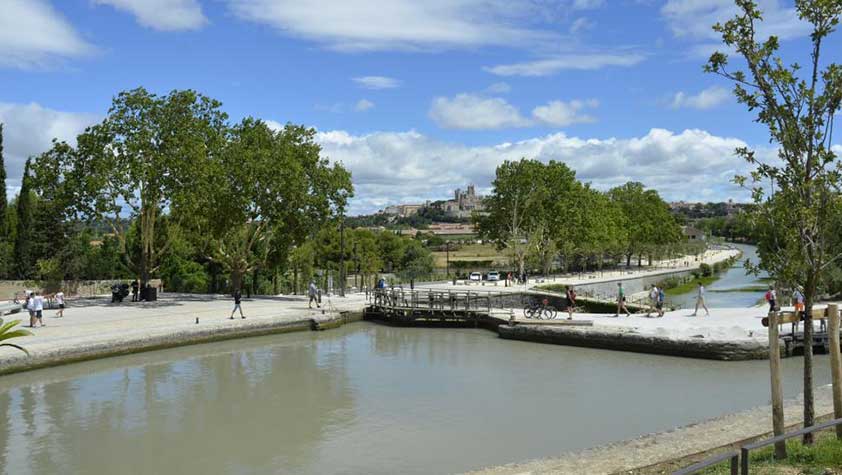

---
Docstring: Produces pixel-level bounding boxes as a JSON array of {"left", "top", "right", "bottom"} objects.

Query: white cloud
[
  {"left": 94, "top": 0, "right": 207, "bottom": 31},
  {"left": 429, "top": 94, "right": 598, "bottom": 130},
  {"left": 317, "top": 128, "right": 759, "bottom": 215},
  {"left": 429, "top": 94, "right": 531, "bottom": 130},
  {"left": 355, "top": 99, "right": 375, "bottom": 112},
  {"left": 0, "top": 102, "right": 99, "bottom": 193},
  {"left": 532, "top": 99, "right": 598, "bottom": 126},
  {"left": 671, "top": 86, "right": 731, "bottom": 110},
  {"left": 662, "top": 0, "right": 810, "bottom": 42},
  {"left": 486, "top": 82, "right": 511, "bottom": 94},
  {"left": 569, "top": 17, "right": 594, "bottom": 34},
  {"left": 352, "top": 76, "right": 402, "bottom": 90},
  {"left": 572, "top": 0, "right": 604, "bottom": 10},
  {"left": 227, "top": 0, "right": 558, "bottom": 51},
  {"left": 0, "top": 0, "right": 95, "bottom": 69},
  {"left": 484, "top": 53, "right": 646, "bottom": 77}
]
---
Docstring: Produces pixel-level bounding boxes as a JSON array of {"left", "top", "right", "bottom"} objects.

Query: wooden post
[
  {"left": 768, "top": 311, "right": 787, "bottom": 459},
  {"left": 829, "top": 303, "right": 842, "bottom": 439}
]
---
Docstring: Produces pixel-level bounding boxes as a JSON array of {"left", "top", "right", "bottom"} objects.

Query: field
[{"left": 431, "top": 243, "right": 508, "bottom": 270}]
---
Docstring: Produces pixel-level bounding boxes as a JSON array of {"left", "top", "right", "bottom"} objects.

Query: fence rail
[{"left": 672, "top": 417, "right": 842, "bottom": 475}]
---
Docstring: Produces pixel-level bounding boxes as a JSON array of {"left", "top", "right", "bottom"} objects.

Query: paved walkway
[{"left": 0, "top": 292, "right": 369, "bottom": 374}]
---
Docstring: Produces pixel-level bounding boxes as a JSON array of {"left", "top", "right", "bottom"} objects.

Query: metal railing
[
  {"left": 672, "top": 417, "right": 842, "bottom": 475},
  {"left": 672, "top": 451, "right": 738, "bottom": 475}
]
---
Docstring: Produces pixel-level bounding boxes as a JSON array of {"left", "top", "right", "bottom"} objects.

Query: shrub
[{"left": 699, "top": 263, "right": 713, "bottom": 277}]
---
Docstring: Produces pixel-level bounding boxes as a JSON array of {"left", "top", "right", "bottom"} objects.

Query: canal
[{"left": 0, "top": 320, "right": 831, "bottom": 475}]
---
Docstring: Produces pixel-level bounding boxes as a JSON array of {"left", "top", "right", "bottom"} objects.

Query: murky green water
[{"left": 0, "top": 323, "right": 832, "bottom": 475}]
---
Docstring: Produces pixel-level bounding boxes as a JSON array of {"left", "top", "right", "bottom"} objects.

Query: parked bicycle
[{"left": 523, "top": 297, "right": 557, "bottom": 320}]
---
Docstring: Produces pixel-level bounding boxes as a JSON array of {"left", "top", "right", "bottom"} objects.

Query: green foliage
[
  {"left": 702, "top": 429, "right": 842, "bottom": 474},
  {"left": 706, "top": 0, "right": 842, "bottom": 431},
  {"left": 0, "top": 318, "right": 32, "bottom": 355},
  {"left": 14, "top": 160, "right": 34, "bottom": 279},
  {"left": 0, "top": 123, "right": 7, "bottom": 238},
  {"left": 699, "top": 263, "right": 713, "bottom": 277}
]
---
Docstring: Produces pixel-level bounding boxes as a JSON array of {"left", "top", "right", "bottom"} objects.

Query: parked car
[
  {"left": 469, "top": 272, "right": 482, "bottom": 281},
  {"left": 487, "top": 271, "right": 500, "bottom": 281}
]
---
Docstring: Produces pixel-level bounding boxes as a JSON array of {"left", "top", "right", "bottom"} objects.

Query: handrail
[
  {"left": 672, "top": 451, "right": 738, "bottom": 475},
  {"left": 672, "top": 417, "right": 842, "bottom": 475},
  {"left": 740, "top": 417, "right": 842, "bottom": 474}
]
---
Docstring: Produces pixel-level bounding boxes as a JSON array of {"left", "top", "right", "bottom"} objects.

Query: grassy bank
[
  {"left": 663, "top": 275, "right": 719, "bottom": 296},
  {"left": 702, "top": 429, "right": 842, "bottom": 474}
]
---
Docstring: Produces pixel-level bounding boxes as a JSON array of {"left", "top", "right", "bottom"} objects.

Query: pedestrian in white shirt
[
  {"left": 55, "top": 291, "right": 65, "bottom": 318},
  {"left": 692, "top": 283, "right": 710, "bottom": 317},
  {"left": 33, "top": 292, "right": 45, "bottom": 327}
]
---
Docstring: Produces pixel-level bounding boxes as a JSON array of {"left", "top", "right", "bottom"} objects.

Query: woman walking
[{"left": 565, "top": 286, "right": 577, "bottom": 320}]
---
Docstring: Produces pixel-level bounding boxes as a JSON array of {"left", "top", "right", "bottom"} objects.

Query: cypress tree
[
  {"left": 0, "top": 123, "right": 6, "bottom": 235},
  {"left": 14, "top": 159, "right": 33, "bottom": 279}
]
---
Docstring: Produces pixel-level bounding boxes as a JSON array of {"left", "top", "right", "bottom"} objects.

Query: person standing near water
[
  {"left": 565, "top": 286, "right": 577, "bottom": 320},
  {"left": 765, "top": 285, "right": 777, "bottom": 313},
  {"left": 308, "top": 280, "right": 320, "bottom": 309},
  {"left": 615, "top": 282, "right": 631, "bottom": 317},
  {"left": 792, "top": 287, "right": 804, "bottom": 315},
  {"left": 692, "top": 283, "right": 710, "bottom": 316},
  {"left": 33, "top": 292, "right": 45, "bottom": 327},
  {"left": 647, "top": 285, "right": 659, "bottom": 317},
  {"left": 230, "top": 289, "right": 245, "bottom": 319},
  {"left": 657, "top": 286, "right": 666, "bottom": 317}
]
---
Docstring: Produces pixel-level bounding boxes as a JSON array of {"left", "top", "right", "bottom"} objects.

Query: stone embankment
[{"left": 498, "top": 323, "right": 769, "bottom": 360}]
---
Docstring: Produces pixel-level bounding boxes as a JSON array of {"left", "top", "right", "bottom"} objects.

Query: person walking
[
  {"left": 657, "top": 286, "right": 666, "bottom": 317},
  {"left": 229, "top": 289, "right": 245, "bottom": 319},
  {"left": 692, "top": 283, "right": 710, "bottom": 316},
  {"left": 615, "top": 282, "right": 631, "bottom": 317},
  {"left": 33, "top": 292, "right": 45, "bottom": 327},
  {"left": 765, "top": 285, "right": 777, "bottom": 313},
  {"left": 55, "top": 291, "right": 65, "bottom": 318},
  {"left": 308, "top": 280, "right": 320, "bottom": 309},
  {"left": 647, "top": 285, "right": 659, "bottom": 317},
  {"left": 565, "top": 286, "right": 577, "bottom": 320}
]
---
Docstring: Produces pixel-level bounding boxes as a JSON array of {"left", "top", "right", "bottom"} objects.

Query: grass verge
[{"left": 701, "top": 429, "right": 842, "bottom": 474}]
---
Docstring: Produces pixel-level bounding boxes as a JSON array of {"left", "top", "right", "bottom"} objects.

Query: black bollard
[{"left": 195, "top": 317, "right": 199, "bottom": 324}]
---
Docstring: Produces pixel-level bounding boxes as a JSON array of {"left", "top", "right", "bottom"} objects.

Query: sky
[{"left": 0, "top": 0, "right": 839, "bottom": 215}]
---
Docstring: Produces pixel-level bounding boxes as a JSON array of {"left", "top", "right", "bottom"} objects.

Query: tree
[
  {"left": 14, "top": 160, "right": 34, "bottom": 279},
  {"left": 398, "top": 240, "right": 434, "bottom": 288},
  {"left": 477, "top": 159, "right": 554, "bottom": 278},
  {"left": 706, "top": 0, "right": 842, "bottom": 443},
  {"left": 0, "top": 123, "right": 7, "bottom": 238},
  {"left": 196, "top": 119, "right": 352, "bottom": 291},
  {"left": 609, "top": 182, "right": 680, "bottom": 266},
  {"left": 32, "top": 88, "right": 228, "bottom": 286}
]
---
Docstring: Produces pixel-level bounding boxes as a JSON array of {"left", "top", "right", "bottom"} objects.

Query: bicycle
[{"left": 523, "top": 298, "right": 557, "bottom": 320}]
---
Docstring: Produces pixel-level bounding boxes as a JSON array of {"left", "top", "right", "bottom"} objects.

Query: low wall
[{"left": 497, "top": 324, "right": 770, "bottom": 361}]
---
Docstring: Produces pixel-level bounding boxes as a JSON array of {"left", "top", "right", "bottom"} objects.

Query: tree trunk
[
  {"left": 231, "top": 270, "right": 243, "bottom": 293},
  {"left": 803, "top": 291, "right": 816, "bottom": 444},
  {"left": 626, "top": 254, "right": 631, "bottom": 267}
]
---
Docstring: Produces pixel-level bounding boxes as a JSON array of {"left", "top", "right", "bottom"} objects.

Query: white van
[{"left": 469, "top": 272, "right": 482, "bottom": 281}]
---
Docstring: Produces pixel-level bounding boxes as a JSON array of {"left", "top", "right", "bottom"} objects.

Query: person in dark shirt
[
  {"left": 131, "top": 279, "right": 139, "bottom": 302},
  {"left": 230, "top": 289, "right": 245, "bottom": 319}
]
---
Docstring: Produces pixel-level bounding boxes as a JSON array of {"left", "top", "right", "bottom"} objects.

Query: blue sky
[{"left": 0, "top": 0, "right": 838, "bottom": 214}]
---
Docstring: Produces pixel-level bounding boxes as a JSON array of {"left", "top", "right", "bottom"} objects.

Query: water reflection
[{"left": 0, "top": 323, "right": 833, "bottom": 475}]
